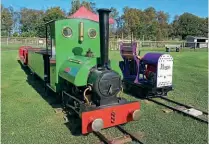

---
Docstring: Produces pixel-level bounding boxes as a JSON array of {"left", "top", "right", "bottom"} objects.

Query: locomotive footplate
[
  {"left": 123, "top": 80, "right": 173, "bottom": 98},
  {"left": 62, "top": 91, "right": 140, "bottom": 134},
  {"left": 146, "top": 86, "right": 173, "bottom": 97},
  {"left": 81, "top": 101, "right": 140, "bottom": 134}
]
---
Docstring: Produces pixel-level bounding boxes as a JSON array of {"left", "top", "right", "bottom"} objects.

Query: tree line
[{"left": 1, "top": 0, "right": 208, "bottom": 40}]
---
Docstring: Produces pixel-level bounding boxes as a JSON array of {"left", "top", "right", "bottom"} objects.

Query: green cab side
[{"left": 45, "top": 18, "right": 122, "bottom": 91}]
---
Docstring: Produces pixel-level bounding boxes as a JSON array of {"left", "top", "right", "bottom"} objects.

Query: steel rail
[
  {"left": 160, "top": 96, "right": 208, "bottom": 115},
  {"left": 93, "top": 131, "right": 112, "bottom": 144},
  {"left": 94, "top": 125, "right": 144, "bottom": 144},
  {"left": 117, "top": 125, "right": 144, "bottom": 144},
  {"left": 147, "top": 98, "right": 208, "bottom": 124}
]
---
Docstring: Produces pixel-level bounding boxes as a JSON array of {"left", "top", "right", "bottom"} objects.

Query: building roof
[
  {"left": 68, "top": 6, "right": 114, "bottom": 24},
  {"left": 187, "top": 36, "right": 208, "bottom": 39}
]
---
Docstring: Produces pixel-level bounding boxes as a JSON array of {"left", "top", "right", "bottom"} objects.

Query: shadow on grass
[
  {"left": 122, "top": 83, "right": 160, "bottom": 100},
  {"left": 17, "top": 60, "right": 83, "bottom": 136}
]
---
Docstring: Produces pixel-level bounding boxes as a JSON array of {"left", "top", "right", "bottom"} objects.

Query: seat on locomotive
[
  {"left": 120, "top": 42, "right": 141, "bottom": 60},
  {"left": 119, "top": 41, "right": 141, "bottom": 82}
]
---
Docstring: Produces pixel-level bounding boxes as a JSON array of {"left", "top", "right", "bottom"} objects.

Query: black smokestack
[{"left": 97, "top": 8, "right": 111, "bottom": 68}]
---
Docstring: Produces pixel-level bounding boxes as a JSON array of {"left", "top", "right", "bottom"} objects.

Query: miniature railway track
[
  {"left": 94, "top": 125, "right": 144, "bottom": 144},
  {"left": 147, "top": 96, "right": 208, "bottom": 124}
]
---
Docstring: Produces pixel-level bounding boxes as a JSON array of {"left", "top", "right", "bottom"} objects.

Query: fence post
[
  {"left": 37, "top": 38, "right": 39, "bottom": 46},
  {"left": 194, "top": 42, "right": 196, "bottom": 51},
  {"left": 6, "top": 37, "right": 9, "bottom": 45},
  {"left": 181, "top": 42, "right": 183, "bottom": 51}
]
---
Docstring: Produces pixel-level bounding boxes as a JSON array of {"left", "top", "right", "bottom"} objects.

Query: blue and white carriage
[{"left": 119, "top": 41, "right": 173, "bottom": 97}]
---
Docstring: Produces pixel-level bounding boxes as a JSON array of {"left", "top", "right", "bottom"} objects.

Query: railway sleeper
[{"left": 95, "top": 131, "right": 132, "bottom": 144}]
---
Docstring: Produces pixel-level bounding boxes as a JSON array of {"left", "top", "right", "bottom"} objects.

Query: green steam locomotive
[{"left": 19, "top": 9, "right": 140, "bottom": 134}]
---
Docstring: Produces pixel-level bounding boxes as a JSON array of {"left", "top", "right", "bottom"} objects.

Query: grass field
[{"left": 1, "top": 46, "right": 208, "bottom": 143}]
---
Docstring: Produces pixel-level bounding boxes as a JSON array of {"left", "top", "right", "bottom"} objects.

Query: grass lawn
[{"left": 1, "top": 48, "right": 208, "bottom": 143}]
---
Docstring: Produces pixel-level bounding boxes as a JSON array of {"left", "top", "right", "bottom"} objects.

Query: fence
[
  {"left": 110, "top": 39, "right": 208, "bottom": 51},
  {"left": 1, "top": 37, "right": 208, "bottom": 51},
  {"left": 109, "top": 39, "right": 187, "bottom": 50},
  {"left": 1, "top": 37, "right": 46, "bottom": 47}
]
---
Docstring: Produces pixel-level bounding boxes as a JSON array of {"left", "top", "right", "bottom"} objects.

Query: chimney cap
[{"left": 97, "top": 8, "right": 111, "bottom": 13}]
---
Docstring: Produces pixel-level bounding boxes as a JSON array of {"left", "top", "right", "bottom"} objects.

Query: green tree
[
  {"left": 114, "top": 16, "right": 126, "bottom": 38},
  {"left": 12, "top": 11, "right": 21, "bottom": 35},
  {"left": 175, "top": 13, "right": 204, "bottom": 39},
  {"left": 144, "top": 7, "right": 156, "bottom": 23},
  {"left": 156, "top": 11, "right": 169, "bottom": 40},
  {"left": 200, "top": 17, "right": 208, "bottom": 37},
  {"left": 1, "top": 5, "right": 14, "bottom": 36},
  {"left": 43, "top": 7, "right": 66, "bottom": 22},
  {"left": 37, "top": 7, "right": 66, "bottom": 37},
  {"left": 12, "top": 32, "right": 19, "bottom": 37},
  {"left": 169, "top": 15, "right": 180, "bottom": 39},
  {"left": 69, "top": 0, "right": 96, "bottom": 15},
  {"left": 70, "top": 0, "right": 81, "bottom": 15},
  {"left": 110, "top": 7, "right": 119, "bottom": 20},
  {"left": 20, "top": 32, "right": 35, "bottom": 37},
  {"left": 122, "top": 7, "right": 141, "bottom": 38},
  {"left": 140, "top": 7, "right": 158, "bottom": 40},
  {"left": 81, "top": 0, "right": 96, "bottom": 13},
  {"left": 19, "top": 8, "right": 44, "bottom": 37},
  {"left": 109, "top": 7, "right": 119, "bottom": 37}
]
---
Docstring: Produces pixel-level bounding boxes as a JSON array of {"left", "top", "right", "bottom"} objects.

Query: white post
[
  {"left": 195, "top": 42, "right": 196, "bottom": 50},
  {"left": 37, "top": 38, "right": 39, "bottom": 46},
  {"left": 122, "top": 32, "right": 123, "bottom": 41},
  {"left": 131, "top": 32, "right": 133, "bottom": 42},
  {"left": 142, "top": 35, "right": 144, "bottom": 46},
  {"left": 6, "top": 37, "right": 9, "bottom": 45}
]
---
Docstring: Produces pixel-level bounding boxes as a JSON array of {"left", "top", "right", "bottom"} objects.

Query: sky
[{"left": 2, "top": 0, "right": 208, "bottom": 22}]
